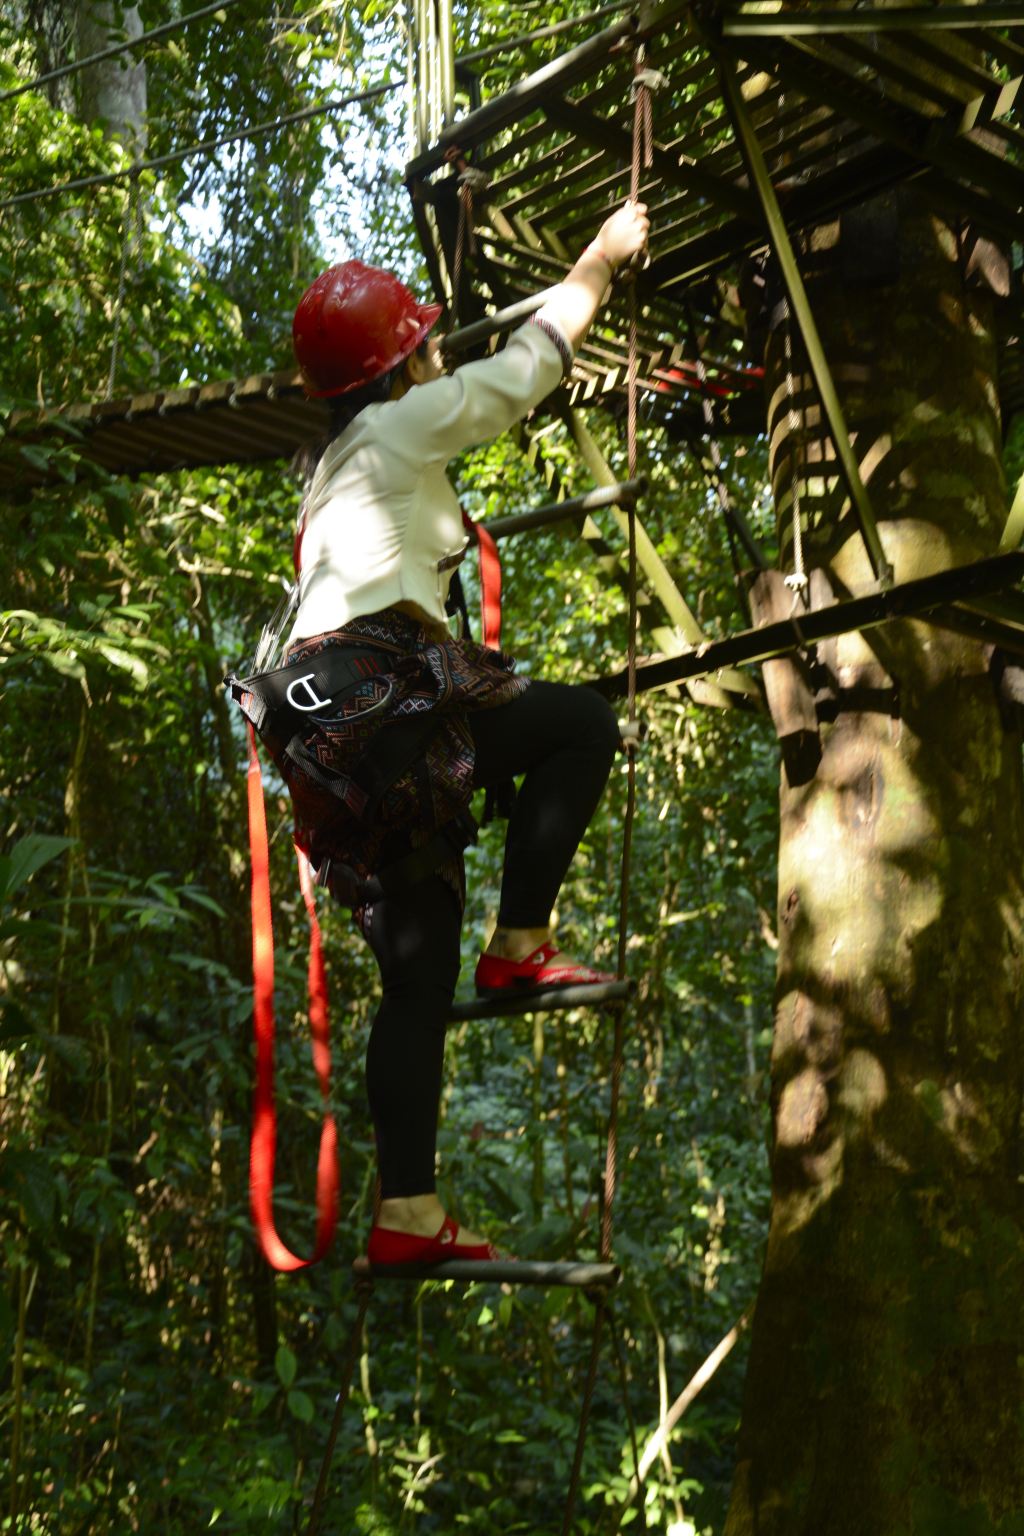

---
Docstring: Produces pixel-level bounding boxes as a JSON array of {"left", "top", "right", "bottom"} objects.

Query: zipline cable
[
  {"left": 0, "top": 79, "right": 397, "bottom": 212},
  {"left": 0, "top": 0, "right": 250, "bottom": 105},
  {"left": 3, "top": 0, "right": 633, "bottom": 110},
  {"left": 4, "top": 2, "right": 634, "bottom": 213},
  {"left": 456, "top": 1, "right": 633, "bottom": 66}
]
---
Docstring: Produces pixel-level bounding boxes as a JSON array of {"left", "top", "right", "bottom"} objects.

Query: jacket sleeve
[{"left": 385, "top": 316, "right": 573, "bottom": 466}]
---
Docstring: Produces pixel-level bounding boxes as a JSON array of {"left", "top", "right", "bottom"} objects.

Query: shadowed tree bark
[
  {"left": 725, "top": 186, "right": 1024, "bottom": 1535},
  {"left": 77, "top": 0, "right": 147, "bottom": 151}
]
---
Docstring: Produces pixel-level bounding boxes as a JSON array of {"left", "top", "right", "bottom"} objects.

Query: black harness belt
[{"left": 226, "top": 646, "right": 476, "bottom": 907}]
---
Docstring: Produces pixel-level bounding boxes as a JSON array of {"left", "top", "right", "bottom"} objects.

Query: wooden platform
[
  {"left": 593, "top": 552, "right": 1024, "bottom": 699},
  {"left": 448, "top": 978, "right": 634, "bottom": 1023},
  {"left": 8, "top": 3, "right": 1024, "bottom": 496},
  {"left": 352, "top": 1255, "right": 620, "bottom": 1287},
  {"left": 407, "top": 0, "right": 1024, "bottom": 429}
]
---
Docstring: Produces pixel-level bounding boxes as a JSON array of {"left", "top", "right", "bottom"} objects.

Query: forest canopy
[{"left": 8, "top": 3, "right": 1020, "bottom": 1535}]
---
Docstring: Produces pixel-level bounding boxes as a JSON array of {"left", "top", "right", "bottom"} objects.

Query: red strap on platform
[
  {"left": 246, "top": 722, "right": 339, "bottom": 1271},
  {"left": 461, "top": 509, "right": 502, "bottom": 650}
]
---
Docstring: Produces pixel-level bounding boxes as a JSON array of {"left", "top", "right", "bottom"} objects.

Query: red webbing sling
[
  {"left": 462, "top": 509, "right": 503, "bottom": 650},
  {"left": 247, "top": 721, "right": 339, "bottom": 1271},
  {"left": 245, "top": 506, "right": 496, "bottom": 1269}
]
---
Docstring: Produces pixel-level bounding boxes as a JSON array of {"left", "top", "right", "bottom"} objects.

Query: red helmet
[{"left": 292, "top": 259, "right": 442, "bottom": 398}]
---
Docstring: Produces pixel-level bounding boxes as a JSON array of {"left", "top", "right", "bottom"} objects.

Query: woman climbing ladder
[{"left": 258, "top": 198, "right": 649, "bottom": 1267}]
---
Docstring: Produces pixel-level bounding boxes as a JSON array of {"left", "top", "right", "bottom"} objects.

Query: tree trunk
[
  {"left": 725, "top": 190, "right": 1024, "bottom": 1533},
  {"left": 77, "top": 0, "right": 147, "bottom": 152}
]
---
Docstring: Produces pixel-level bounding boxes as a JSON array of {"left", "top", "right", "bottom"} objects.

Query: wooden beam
[
  {"left": 717, "top": 53, "right": 894, "bottom": 586},
  {"left": 540, "top": 94, "right": 760, "bottom": 225},
  {"left": 592, "top": 553, "right": 1024, "bottom": 699},
  {"left": 450, "top": 978, "right": 634, "bottom": 1022},
  {"left": 723, "top": 5, "right": 1024, "bottom": 37},
  {"left": 404, "top": 12, "right": 639, "bottom": 177},
  {"left": 353, "top": 1255, "right": 621, "bottom": 1286}
]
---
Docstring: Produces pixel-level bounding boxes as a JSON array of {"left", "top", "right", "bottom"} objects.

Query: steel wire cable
[
  {"left": 305, "top": 1281, "right": 373, "bottom": 1536},
  {"left": 0, "top": 0, "right": 250, "bottom": 105},
  {"left": 0, "top": 79, "right": 397, "bottom": 213},
  {"left": 457, "top": 0, "right": 633, "bottom": 65},
  {"left": 3, "top": 0, "right": 636, "bottom": 214}
]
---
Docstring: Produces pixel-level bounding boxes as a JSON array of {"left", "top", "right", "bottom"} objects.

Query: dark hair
[{"left": 292, "top": 338, "right": 432, "bottom": 496}]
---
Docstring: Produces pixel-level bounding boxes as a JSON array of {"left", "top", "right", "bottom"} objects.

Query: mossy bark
[{"left": 725, "top": 193, "right": 1024, "bottom": 1535}]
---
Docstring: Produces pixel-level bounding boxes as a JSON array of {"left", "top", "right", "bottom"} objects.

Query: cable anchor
[{"left": 630, "top": 66, "right": 668, "bottom": 99}]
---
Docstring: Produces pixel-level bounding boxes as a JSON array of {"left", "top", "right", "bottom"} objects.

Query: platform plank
[
  {"left": 352, "top": 1256, "right": 620, "bottom": 1287},
  {"left": 448, "top": 978, "right": 633, "bottom": 1023}
]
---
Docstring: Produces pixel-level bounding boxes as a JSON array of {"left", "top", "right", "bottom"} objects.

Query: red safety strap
[
  {"left": 246, "top": 721, "right": 339, "bottom": 1271},
  {"left": 461, "top": 509, "right": 502, "bottom": 650}
]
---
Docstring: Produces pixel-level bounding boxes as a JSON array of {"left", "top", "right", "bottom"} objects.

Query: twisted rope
[
  {"left": 306, "top": 1282, "right": 374, "bottom": 1536},
  {"left": 106, "top": 168, "right": 141, "bottom": 402},
  {"left": 563, "top": 47, "right": 652, "bottom": 1536},
  {"left": 782, "top": 300, "right": 808, "bottom": 594}
]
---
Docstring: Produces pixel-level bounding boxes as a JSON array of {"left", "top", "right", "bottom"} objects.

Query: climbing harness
[
  {"left": 229, "top": 626, "right": 489, "bottom": 1269},
  {"left": 229, "top": 476, "right": 502, "bottom": 1271},
  {"left": 460, "top": 506, "right": 503, "bottom": 651}
]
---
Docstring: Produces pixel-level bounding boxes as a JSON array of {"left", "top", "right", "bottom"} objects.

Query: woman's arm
[
  {"left": 385, "top": 200, "right": 651, "bottom": 464},
  {"left": 535, "top": 200, "right": 650, "bottom": 352}
]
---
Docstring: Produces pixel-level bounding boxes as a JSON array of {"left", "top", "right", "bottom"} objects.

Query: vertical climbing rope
[
  {"left": 445, "top": 148, "right": 488, "bottom": 329},
  {"left": 782, "top": 299, "right": 809, "bottom": 595},
  {"left": 561, "top": 46, "right": 651, "bottom": 1536},
  {"left": 447, "top": 145, "right": 471, "bottom": 322},
  {"left": 106, "top": 167, "right": 141, "bottom": 401},
  {"left": 306, "top": 1280, "right": 374, "bottom": 1536}
]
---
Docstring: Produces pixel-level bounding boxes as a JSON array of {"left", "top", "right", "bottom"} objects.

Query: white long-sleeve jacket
[{"left": 288, "top": 316, "right": 571, "bottom": 641}]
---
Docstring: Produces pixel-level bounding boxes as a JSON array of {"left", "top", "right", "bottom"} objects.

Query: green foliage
[{"left": 0, "top": 5, "right": 778, "bottom": 1533}]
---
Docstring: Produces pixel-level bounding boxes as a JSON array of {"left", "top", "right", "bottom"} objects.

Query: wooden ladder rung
[
  {"left": 352, "top": 1256, "right": 621, "bottom": 1287},
  {"left": 448, "top": 978, "right": 634, "bottom": 1023}
]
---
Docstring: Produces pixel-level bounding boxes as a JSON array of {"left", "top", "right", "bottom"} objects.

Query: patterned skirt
[{"left": 282, "top": 607, "right": 528, "bottom": 922}]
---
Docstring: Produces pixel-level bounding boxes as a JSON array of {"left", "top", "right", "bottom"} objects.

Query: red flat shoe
[
  {"left": 475, "top": 942, "right": 617, "bottom": 999},
  {"left": 367, "top": 1214, "right": 500, "bottom": 1266}
]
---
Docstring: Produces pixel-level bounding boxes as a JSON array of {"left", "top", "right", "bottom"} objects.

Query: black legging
[{"left": 364, "top": 679, "right": 619, "bottom": 1198}]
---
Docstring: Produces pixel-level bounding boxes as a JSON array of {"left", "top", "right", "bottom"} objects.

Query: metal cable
[
  {"left": 445, "top": 148, "right": 474, "bottom": 325},
  {"left": 560, "top": 1296, "right": 607, "bottom": 1536},
  {"left": 564, "top": 54, "right": 652, "bottom": 1536},
  {"left": 306, "top": 1281, "right": 374, "bottom": 1536},
  {"left": 0, "top": 0, "right": 250, "bottom": 105},
  {"left": 607, "top": 1300, "right": 649, "bottom": 1532},
  {"left": 782, "top": 300, "right": 808, "bottom": 592},
  {"left": 4, "top": 2, "right": 634, "bottom": 213},
  {"left": 457, "top": 1, "right": 633, "bottom": 66},
  {"left": 0, "top": 79, "right": 397, "bottom": 213}
]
